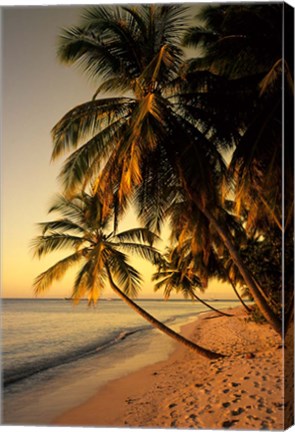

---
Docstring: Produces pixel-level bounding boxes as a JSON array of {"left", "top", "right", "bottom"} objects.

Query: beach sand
[{"left": 54, "top": 306, "right": 289, "bottom": 430}]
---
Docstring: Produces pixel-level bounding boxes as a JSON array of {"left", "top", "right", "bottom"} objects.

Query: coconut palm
[
  {"left": 32, "top": 192, "right": 223, "bottom": 359},
  {"left": 51, "top": 5, "right": 282, "bottom": 333},
  {"left": 183, "top": 3, "right": 293, "bottom": 233},
  {"left": 220, "top": 258, "right": 251, "bottom": 314},
  {"left": 166, "top": 197, "right": 251, "bottom": 314},
  {"left": 153, "top": 246, "right": 233, "bottom": 317},
  {"left": 182, "top": 3, "right": 292, "bottom": 331}
]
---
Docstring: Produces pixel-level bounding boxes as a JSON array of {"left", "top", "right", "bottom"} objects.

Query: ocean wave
[
  {"left": 3, "top": 310, "right": 199, "bottom": 388},
  {"left": 3, "top": 327, "right": 142, "bottom": 387}
]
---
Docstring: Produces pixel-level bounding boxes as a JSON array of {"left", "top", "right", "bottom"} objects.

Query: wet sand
[{"left": 54, "top": 306, "right": 287, "bottom": 430}]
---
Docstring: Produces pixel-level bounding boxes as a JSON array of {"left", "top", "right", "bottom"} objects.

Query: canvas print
[{"left": 1, "top": 2, "right": 294, "bottom": 430}]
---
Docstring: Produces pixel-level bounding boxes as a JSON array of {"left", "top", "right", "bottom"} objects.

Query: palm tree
[
  {"left": 182, "top": 3, "right": 293, "bottom": 332},
  {"left": 32, "top": 192, "right": 223, "bottom": 359},
  {"left": 168, "top": 198, "right": 252, "bottom": 315},
  {"left": 50, "top": 5, "right": 282, "bottom": 333},
  {"left": 183, "top": 3, "right": 293, "bottom": 234},
  {"left": 153, "top": 247, "right": 233, "bottom": 317},
  {"left": 219, "top": 254, "right": 252, "bottom": 314}
]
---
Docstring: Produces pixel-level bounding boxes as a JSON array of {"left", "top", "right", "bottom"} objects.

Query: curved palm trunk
[
  {"left": 201, "top": 208, "right": 282, "bottom": 334},
  {"left": 191, "top": 292, "right": 233, "bottom": 317},
  {"left": 176, "top": 163, "right": 281, "bottom": 334},
  {"left": 106, "top": 266, "right": 224, "bottom": 359},
  {"left": 228, "top": 278, "right": 252, "bottom": 314},
  {"left": 252, "top": 276, "right": 270, "bottom": 303}
]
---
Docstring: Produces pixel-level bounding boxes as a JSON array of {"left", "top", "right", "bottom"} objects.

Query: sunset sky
[{"left": 2, "top": 4, "right": 236, "bottom": 300}]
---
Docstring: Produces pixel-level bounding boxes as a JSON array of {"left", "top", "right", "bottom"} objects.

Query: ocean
[{"left": 2, "top": 298, "right": 239, "bottom": 425}]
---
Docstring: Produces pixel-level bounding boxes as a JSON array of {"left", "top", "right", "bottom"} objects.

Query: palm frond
[
  {"left": 51, "top": 97, "right": 135, "bottom": 160},
  {"left": 113, "top": 228, "right": 160, "bottom": 246},
  {"left": 72, "top": 257, "right": 105, "bottom": 304},
  {"left": 107, "top": 248, "right": 142, "bottom": 298},
  {"left": 115, "top": 242, "right": 161, "bottom": 265},
  {"left": 58, "top": 120, "right": 126, "bottom": 195},
  {"left": 31, "top": 234, "right": 85, "bottom": 258},
  {"left": 57, "top": 26, "right": 122, "bottom": 82},
  {"left": 259, "top": 58, "right": 282, "bottom": 96},
  {"left": 37, "top": 219, "right": 85, "bottom": 235},
  {"left": 33, "top": 250, "right": 85, "bottom": 294},
  {"left": 182, "top": 26, "right": 217, "bottom": 48},
  {"left": 82, "top": 6, "right": 144, "bottom": 75}
]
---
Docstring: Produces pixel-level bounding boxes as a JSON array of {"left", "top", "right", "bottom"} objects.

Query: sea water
[{"left": 2, "top": 298, "right": 238, "bottom": 425}]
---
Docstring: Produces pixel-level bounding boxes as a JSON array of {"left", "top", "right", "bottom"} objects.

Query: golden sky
[{"left": 2, "top": 5, "right": 235, "bottom": 300}]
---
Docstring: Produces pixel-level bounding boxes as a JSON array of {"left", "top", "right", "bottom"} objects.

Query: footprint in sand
[
  {"left": 231, "top": 407, "right": 244, "bottom": 416},
  {"left": 222, "top": 402, "right": 231, "bottom": 408},
  {"left": 221, "top": 419, "right": 238, "bottom": 428}
]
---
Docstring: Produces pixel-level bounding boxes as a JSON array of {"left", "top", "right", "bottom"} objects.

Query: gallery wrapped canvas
[{"left": 1, "top": 1, "right": 294, "bottom": 430}]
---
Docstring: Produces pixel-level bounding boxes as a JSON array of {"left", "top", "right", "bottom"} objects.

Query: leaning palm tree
[
  {"left": 32, "top": 192, "right": 223, "bottom": 359},
  {"left": 181, "top": 3, "right": 292, "bottom": 332},
  {"left": 153, "top": 247, "right": 233, "bottom": 317},
  {"left": 51, "top": 5, "right": 282, "bottom": 333},
  {"left": 166, "top": 194, "right": 252, "bottom": 314}
]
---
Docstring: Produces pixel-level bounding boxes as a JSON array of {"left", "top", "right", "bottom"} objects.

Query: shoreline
[
  {"left": 53, "top": 313, "right": 199, "bottom": 427},
  {"left": 53, "top": 306, "right": 286, "bottom": 429}
]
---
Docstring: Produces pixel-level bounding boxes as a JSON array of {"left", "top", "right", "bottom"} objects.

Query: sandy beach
[{"left": 53, "top": 306, "right": 291, "bottom": 430}]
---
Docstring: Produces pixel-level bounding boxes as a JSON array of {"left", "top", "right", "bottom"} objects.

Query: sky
[{"left": 1, "top": 4, "right": 236, "bottom": 300}]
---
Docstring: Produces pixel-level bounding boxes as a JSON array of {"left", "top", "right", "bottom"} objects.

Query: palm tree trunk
[
  {"left": 228, "top": 278, "right": 252, "bottom": 314},
  {"left": 176, "top": 163, "right": 282, "bottom": 334},
  {"left": 191, "top": 292, "right": 233, "bottom": 317},
  {"left": 106, "top": 266, "right": 224, "bottom": 359},
  {"left": 201, "top": 207, "right": 282, "bottom": 334}
]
